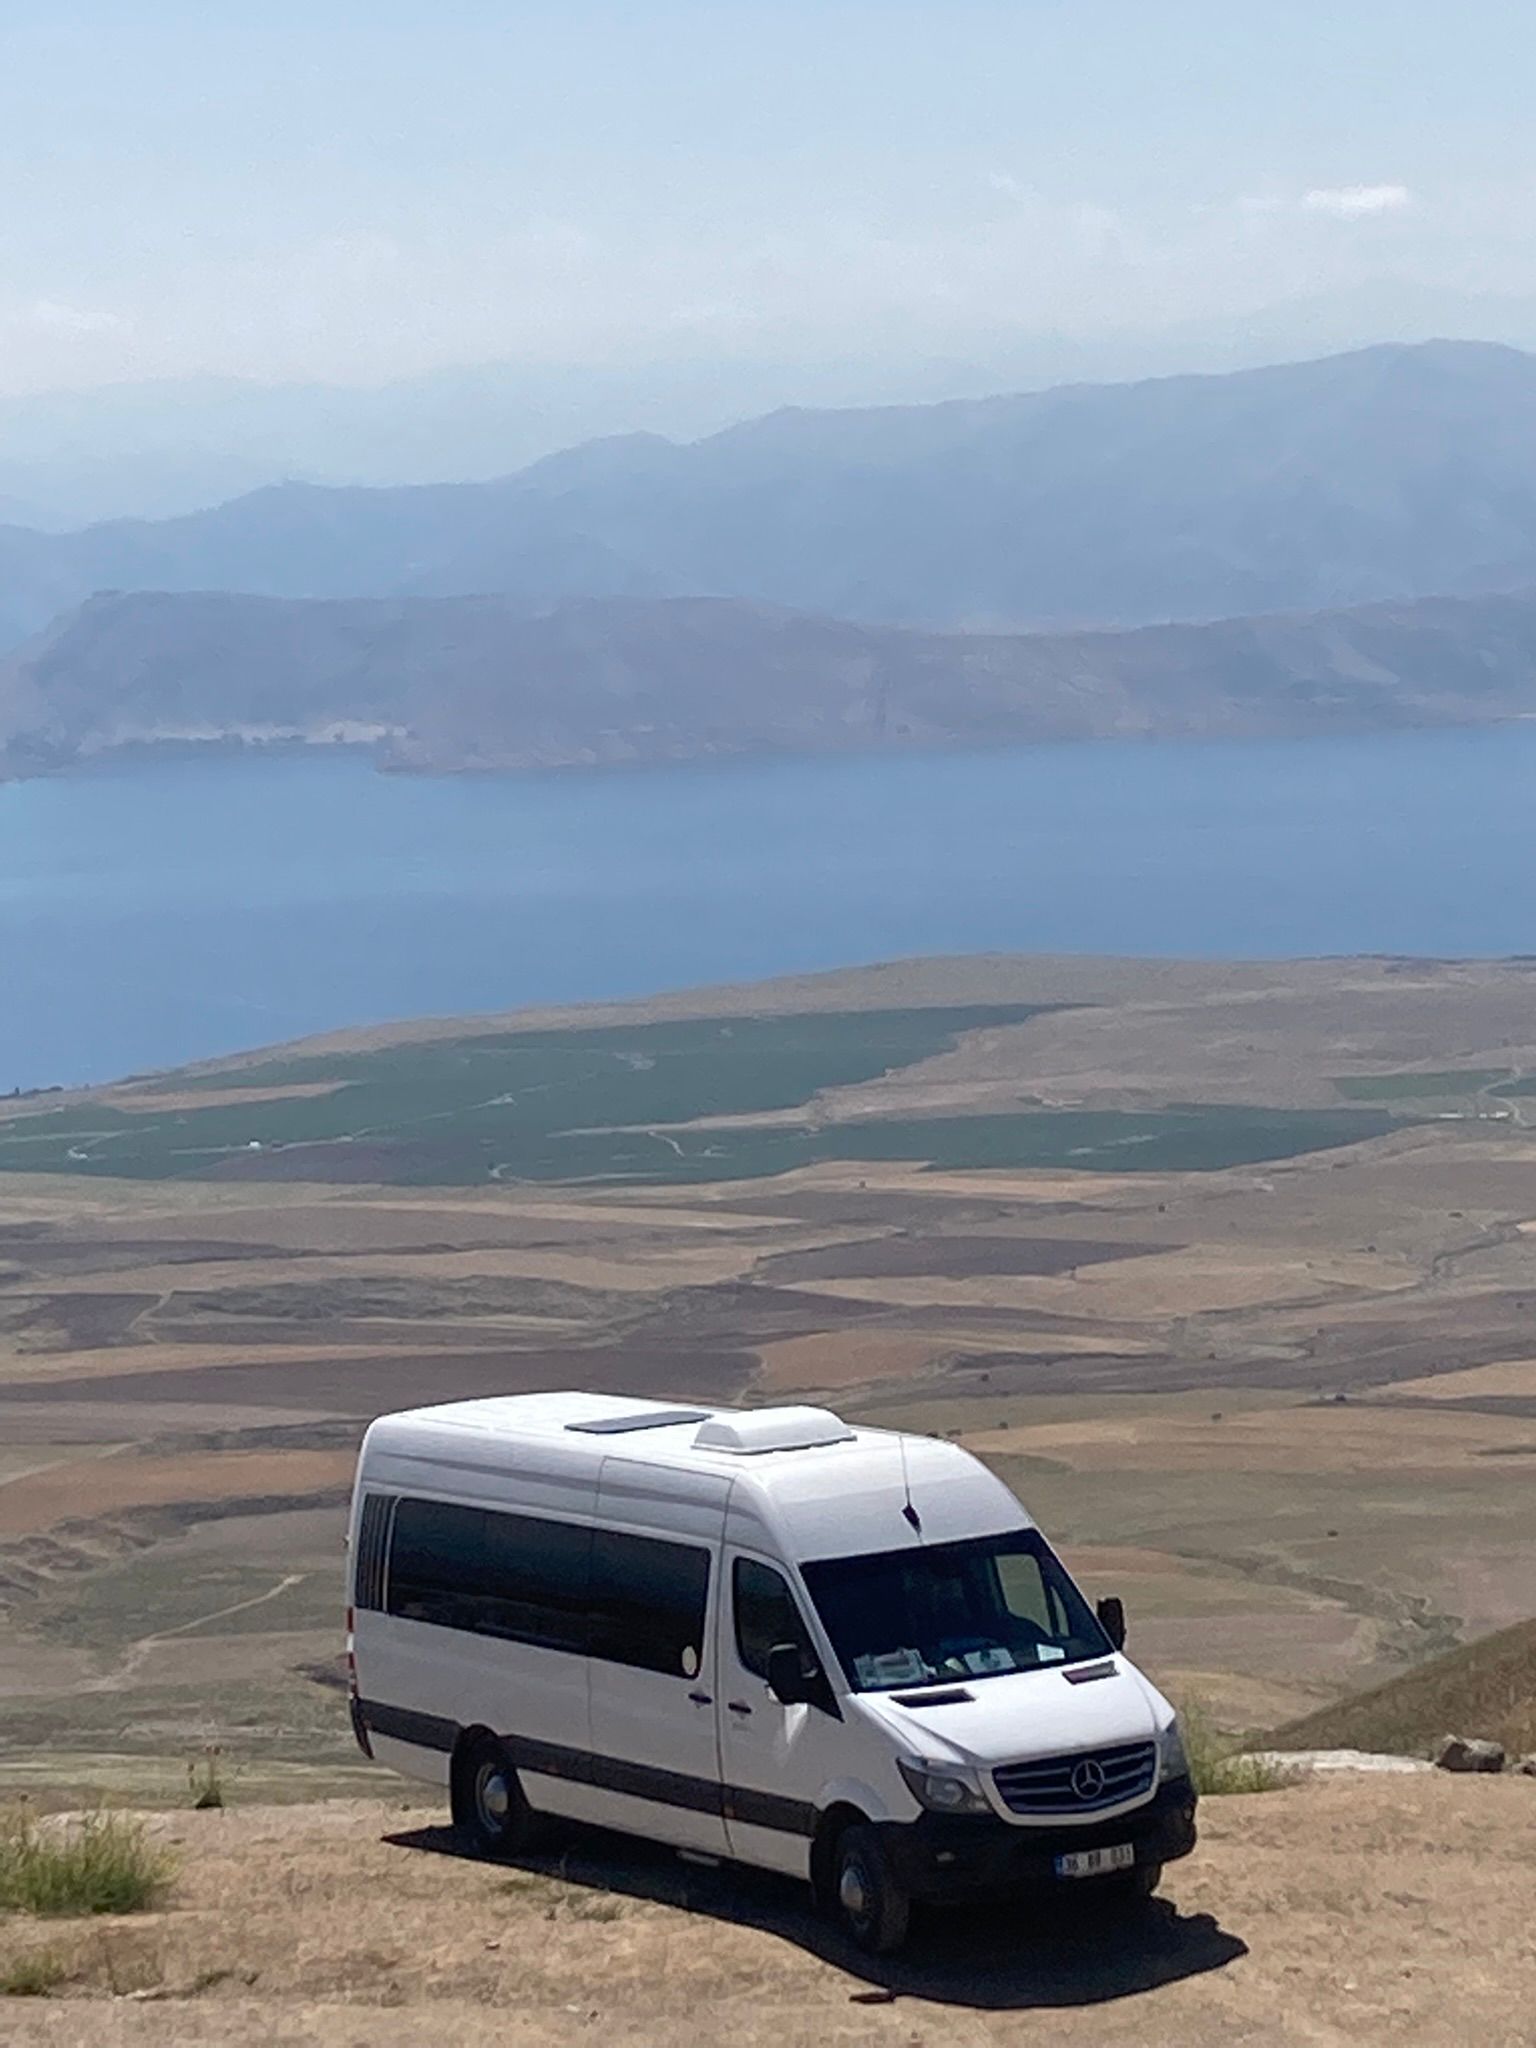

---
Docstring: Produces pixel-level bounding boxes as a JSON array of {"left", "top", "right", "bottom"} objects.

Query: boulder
[
  {"left": 1511, "top": 1754, "right": 1536, "bottom": 1779},
  {"left": 1434, "top": 1735, "right": 1506, "bottom": 1773}
]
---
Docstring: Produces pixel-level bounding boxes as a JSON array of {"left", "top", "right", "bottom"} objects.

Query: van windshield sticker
[
  {"left": 1036, "top": 1644, "right": 1066, "bottom": 1663},
  {"left": 854, "top": 1647, "right": 928, "bottom": 1688},
  {"left": 960, "top": 1645, "right": 1017, "bottom": 1675}
]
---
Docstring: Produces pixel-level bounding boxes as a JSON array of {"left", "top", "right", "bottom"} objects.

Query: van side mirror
[
  {"left": 1096, "top": 1596, "right": 1127, "bottom": 1652},
  {"left": 766, "top": 1642, "right": 815, "bottom": 1706}
]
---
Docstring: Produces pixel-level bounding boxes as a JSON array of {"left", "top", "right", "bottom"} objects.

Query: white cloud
[
  {"left": 23, "top": 299, "right": 127, "bottom": 334},
  {"left": 1302, "top": 183, "right": 1412, "bottom": 220}
]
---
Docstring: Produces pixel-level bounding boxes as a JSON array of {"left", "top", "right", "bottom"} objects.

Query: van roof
[{"left": 358, "top": 1390, "right": 1032, "bottom": 1562}]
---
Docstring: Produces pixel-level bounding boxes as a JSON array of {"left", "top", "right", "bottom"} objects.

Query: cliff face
[{"left": 5, "top": 584, "right": 1536, "bottom": 780}]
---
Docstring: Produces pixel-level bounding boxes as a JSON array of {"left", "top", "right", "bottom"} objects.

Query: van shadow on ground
[{"left": 385, "top": 1818, "right": 1248, "bottom": 2011}]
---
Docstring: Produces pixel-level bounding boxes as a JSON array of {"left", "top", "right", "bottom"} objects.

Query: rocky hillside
[
  {"left": 1273, "top": 1618, "right": 1536, "bottom": 1757},
  {"left": 5, "top": 582, "right": 1536, "bottom": 778}
]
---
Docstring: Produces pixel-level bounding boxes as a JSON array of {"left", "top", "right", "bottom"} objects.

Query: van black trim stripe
[
  {"left": 359, "top": 1699, "right": 459, "bottom": 1753},
  {"left": 504, "top": 1733, "right": 725, "bottom": 1818},
  {"left": 722, "top": 1785, "right": 818, "bottom": 1835},
  {"left": 355, "top": 1701, "right": 817, "bottom": 1836}
]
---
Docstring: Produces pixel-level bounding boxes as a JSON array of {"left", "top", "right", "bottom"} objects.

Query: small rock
[
  {"left": 1434, "top": 1734, "right": 1506, "bottom": 1773},
  {"left": 1511, "top": 1753, "right": 1536, "bottom": 1778}
]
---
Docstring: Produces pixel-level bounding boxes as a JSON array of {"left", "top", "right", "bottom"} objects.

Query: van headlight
[
  {"left": 1158, "top": 1717, "right": 1189, "bottom": 1783},
  {"left": 897, "top": 1757, "right": 991, "bottom": 1815}
]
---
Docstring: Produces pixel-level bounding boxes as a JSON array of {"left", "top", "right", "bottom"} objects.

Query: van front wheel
[
  {"left": 455, "top": 1735, "right": 537, "bottom": 1857},
  {"left": 831, "top": 1823, "right": 911, "bottom": 1955}
]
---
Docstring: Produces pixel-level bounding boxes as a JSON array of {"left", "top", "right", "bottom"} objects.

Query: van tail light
[{"left": 345, "top": 1606, "right": 358, "bottom": 1696}]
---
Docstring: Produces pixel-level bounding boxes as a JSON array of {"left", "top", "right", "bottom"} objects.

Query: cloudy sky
[{"left": 0, "top": 0, "right": 1532, "bottom": 393}]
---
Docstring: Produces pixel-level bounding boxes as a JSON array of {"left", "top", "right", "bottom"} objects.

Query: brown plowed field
[
  {"left": 761, "top": 1235, "right": 1155, "bottom": 1281},
  {"left": 0, "top": 1450, "right": 358, "bottom": 1538}
]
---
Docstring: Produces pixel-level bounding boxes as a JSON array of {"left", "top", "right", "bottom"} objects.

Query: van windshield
[{"left": 801, "top": 1529, "right": 1110, "bottom": 1692}]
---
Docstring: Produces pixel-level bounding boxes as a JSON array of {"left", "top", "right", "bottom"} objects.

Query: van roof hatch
[{"left": 693, "top": 1406, "right": 855, "bottom": 1454}]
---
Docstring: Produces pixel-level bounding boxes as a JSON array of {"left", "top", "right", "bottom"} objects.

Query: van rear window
[
  {"left": 352, "top": 1491, "right": 396, "bottom": 1612},
  {"left": 387, "top": 1498, "right": 590, "bottom": 1653}
]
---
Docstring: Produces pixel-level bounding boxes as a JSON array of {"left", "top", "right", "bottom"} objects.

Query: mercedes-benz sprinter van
[{"left": 345, "top": 1392, "right": 1196, "bottom": 1952}]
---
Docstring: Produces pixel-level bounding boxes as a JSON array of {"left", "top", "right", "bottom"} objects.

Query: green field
[
  {"left": 0, "top": 1004, "right": 1409, "bottom": 1185},
  {"left": 1333, "top": 1069, "right": 1513, "bottom": 1101}
]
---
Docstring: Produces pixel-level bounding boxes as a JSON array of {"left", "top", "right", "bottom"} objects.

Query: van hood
[{"left": 853, "top": 1655, "right": 1165, "bottom": 1768}]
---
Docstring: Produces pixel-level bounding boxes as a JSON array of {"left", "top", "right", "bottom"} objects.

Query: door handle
[
  {"left": 687, "top": 1690, "right": 713, "bottom": 1706},
  {"left": 726, "top": 1699, "right": 753, "bottom": 1716}
]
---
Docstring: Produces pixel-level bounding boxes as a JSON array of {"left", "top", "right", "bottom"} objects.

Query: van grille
[
  {"left": 993, "top": 1740, "right": 1156, "bottom": 1815},
  {"left": 353, "top": 1492, "right": 397, "bottom": 1612}
]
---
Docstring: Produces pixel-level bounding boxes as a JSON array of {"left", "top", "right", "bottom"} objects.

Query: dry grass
[
  {"left": 0, "top": 1807, "right": 174, "bottom": 1916},
  {"left": 0, "top": 1947, "right": 70, "bottom": 1995},
  {"left": 1383, "top": 1357, "right": 1536, "bottom": 1401}
]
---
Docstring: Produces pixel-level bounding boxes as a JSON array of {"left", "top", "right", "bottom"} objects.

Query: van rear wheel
[
  {"left": 455, "top": 1735, "right": 537, "bottom": 1857},
  {"left": 830, "top": 1823, "right": 911, "bottom": 1955}
]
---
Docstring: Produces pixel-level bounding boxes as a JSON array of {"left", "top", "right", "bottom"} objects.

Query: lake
[{"left": 1, "top": 726, "right": 1530, "bottom": 1091}]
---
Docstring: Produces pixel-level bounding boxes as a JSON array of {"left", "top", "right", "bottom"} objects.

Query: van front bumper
[{"left": 877, "top": 1775, "right": 1197, "bottom": 1902}]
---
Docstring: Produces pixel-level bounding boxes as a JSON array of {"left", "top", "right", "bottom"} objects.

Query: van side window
[
  {"left": 733, "top": 1557, "right": 815, "bottom": 1680},
  {"left": 353, "top": 1491, "right": 397, "bottom": 1612},
  {"left": 387, "top": 1497, "right": 589, "bottom": 1653},
  {"left": 590, "top": 1528, "right": 710, "bottom": 1678},
  {"left": 996, "top": 1551, "right": 1069, "bottom": 1636}
]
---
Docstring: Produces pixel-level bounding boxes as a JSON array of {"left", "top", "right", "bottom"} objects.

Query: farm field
[
  {"left": 4, "top": 953, "right": 1536, "bottom": 1794},
  {"left": 0, "top": 1002, "right": 1408, "bottom": 1185}
]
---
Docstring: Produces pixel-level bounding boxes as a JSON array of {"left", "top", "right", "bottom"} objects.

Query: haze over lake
[{"left": 2, "top": 725, "right": 1531, "bottom": 1092}]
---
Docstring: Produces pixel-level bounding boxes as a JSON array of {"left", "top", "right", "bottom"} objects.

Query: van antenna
[{"left": 899, "top": 1434, "right": 922, "bottom": 1533}]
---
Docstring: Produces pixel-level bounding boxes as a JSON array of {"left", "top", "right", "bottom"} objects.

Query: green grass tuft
[
  {"left": 0, "top": 1806, "right": 175, "bottom": 1916},
  {"left": 1180, "top": 1704, "right": 1291, "bottom": 1795}
]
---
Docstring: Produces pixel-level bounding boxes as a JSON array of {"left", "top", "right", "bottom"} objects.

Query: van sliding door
[{"left": 586, "top": 1458, "right": 730, "bottom": 1854}]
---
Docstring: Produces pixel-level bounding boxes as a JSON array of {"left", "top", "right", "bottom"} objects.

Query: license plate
[{"left": 1053, "top": 1842, "right": 1135, "bottom": 1880}]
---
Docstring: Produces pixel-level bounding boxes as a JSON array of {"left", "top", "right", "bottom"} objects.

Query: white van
[{"left": 345, "top": 1391, "right": 1196, "bottom": 1952}]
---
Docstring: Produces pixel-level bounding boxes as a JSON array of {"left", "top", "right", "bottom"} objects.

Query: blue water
[{"left": 0, "top": 727, "right": 1529, "bottom": 1091}]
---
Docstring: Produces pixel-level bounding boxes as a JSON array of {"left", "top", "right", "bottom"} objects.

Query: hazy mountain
[
  {"left": 4, "top": 341, "right": 1536, "bottom": 651},
  {"left": 7, "top": 582, "right": 1536, "bottom": 781},
  {"left": 8, "top": 280, "right": 1536, "bottom": 528}
]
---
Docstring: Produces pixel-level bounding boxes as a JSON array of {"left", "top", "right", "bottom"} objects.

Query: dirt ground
[{"left": 3, "top": 1776, "right": 1535, "bottom": 2046}]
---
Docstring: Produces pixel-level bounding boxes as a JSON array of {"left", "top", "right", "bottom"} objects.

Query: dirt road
[{"left": 4, "top": 1773, "right": 1534, "bottom": 2046}]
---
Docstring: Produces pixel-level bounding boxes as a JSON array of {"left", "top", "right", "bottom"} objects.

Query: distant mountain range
[
  {"left": 6, "top": 582, "right": 1536, "bottom": 780},
  {"left": 4, "top": 341, "right": 1536, "bottom": 657},
  {"left": 6, "top": 338, "right": 1536, "bottom": 778},
  {"left": 6, "top": 279, "right": 1536, "bottom": 528}
]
